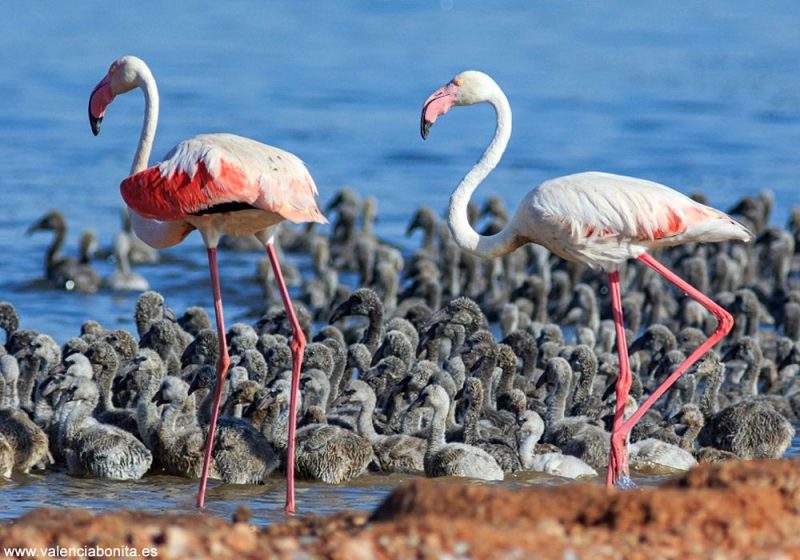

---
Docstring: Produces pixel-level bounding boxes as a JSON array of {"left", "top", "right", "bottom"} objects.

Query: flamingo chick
[
  {"left": 420, "top": 70, "right": 752, "bottom": 487},
  {"left": 88, "top": 55, "right": 327, "bottom": 511}
]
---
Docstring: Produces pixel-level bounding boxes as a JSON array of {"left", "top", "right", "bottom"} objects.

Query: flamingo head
[
  {"left": 88, "top": 55, "right": 152, "bottom": 135},
  {"left": 420, "top": 70, "right": 499, "bottom": 139}
]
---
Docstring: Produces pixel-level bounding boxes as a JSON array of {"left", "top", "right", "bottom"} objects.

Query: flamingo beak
[
  {"left": 89, "top": 114, "right": 103, "bottom": 136},
  {"left": 721, "top": 345, "right": 739, "bottom": 363},
  {"left": 163, "top": 305, "right": 177, "bottom": 322},
  {"left": 601, "top": 378, "right": 618, "bottom": 402},
  {"left": 408, "top": 390, "right": 426, "bottom": 411},
  {"left": 252, "top": 392, "right": 275, "bottom": 412},
  {"left": 89, "top": 73, "right": 114, "bottom": 136},
  {"left": 420, "top": 81, "right": 460, "bottom": 140},
  {"left": 628, "top": 334, "right": 647, "bottom": 353},
  {"left": 39, "top": 375, "right": 64, "bottom": 397},
  {"left": 329, "top": 299, "right": 353, "bottom": 324},
  {"left": 423, "top": 306, "right": 452, "bottom": 330},
  {"left": 152, "top": 389, "right": 167, "bottom": 405},
  {"left": 421, "top": 118, "right": 433, "bottom": 141},
  {"left": 535, "top": 372, "right": 551, "bottom": 390},
  {"left": 331, "top": 392, "right": 350, "bottom": 409},
  {"left": 25, "top": 219, "right": 44, "bottom": 236}
]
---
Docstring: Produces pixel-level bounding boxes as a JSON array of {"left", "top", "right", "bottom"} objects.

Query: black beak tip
[
  {"left": 423, "top": 309, "right": 449, "bottom": 331},
  {"left": 421, "top": 119, "right": 432, "bottom": 140},
  {"left": 26, "top": 219, "right": 46, "bottom": 236},
  {"left": 602, "top": 380, "right": 617, "bottom": 402},
  {"left": 722, "top": 349, "right": 736, "bottom": 362},
  {"left": 329, "top": 301, "right": 350, "bottom": 325},
  {"left": 90, "top": 116, "right": 102, "bottom": 136}
]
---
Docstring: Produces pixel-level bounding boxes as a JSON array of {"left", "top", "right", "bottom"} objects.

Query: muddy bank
[{"left": 2, "top": 459, "right": 800, "bottom": 559}]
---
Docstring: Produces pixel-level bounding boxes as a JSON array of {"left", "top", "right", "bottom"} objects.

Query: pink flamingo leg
[
  {"left": 265, "top": 241, "right": 306, "bottom": 514},
  {"left": 197, "top": 247, "right": 231, "bottom": 508},
  {"left": 606, "top": 270, "right": 632, "bottom": 486},
  {"left": 607, "top": 252, "right": 734, "bottom": 486}
]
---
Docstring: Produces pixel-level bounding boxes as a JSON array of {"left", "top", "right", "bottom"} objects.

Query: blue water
[
  {"left": 0, "top": 1, "right": 799, "bottom": 522},
  {"left": 0, "top": 1, "right": 799, "bottom": 342}
]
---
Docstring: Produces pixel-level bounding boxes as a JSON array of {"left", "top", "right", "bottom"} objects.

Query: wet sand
[{"left": 2, "top": 459, "right": 799, "bottom": 559}]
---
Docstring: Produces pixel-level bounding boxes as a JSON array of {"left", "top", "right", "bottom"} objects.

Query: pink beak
[
  {"left": 88, "top": 73, "right": 114, "bottom": 136},
  {"left": 420, "top": 81, "right": 459, "bottom": 139}
]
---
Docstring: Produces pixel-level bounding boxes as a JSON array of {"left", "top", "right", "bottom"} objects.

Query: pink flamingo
[
  {"left": 420, "top": 70, "right": 752, "bottom": 486},
  {"left": 88, "top": 56, "right": 327, "bottom": 511}
]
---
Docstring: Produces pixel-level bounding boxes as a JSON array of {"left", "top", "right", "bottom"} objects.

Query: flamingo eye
[{"left": 453, "top": 77, "right": 464, "bottom": 87}]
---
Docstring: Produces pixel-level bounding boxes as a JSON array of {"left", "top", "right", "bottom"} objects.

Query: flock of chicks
[{"left": 1, "top": 187, "right": 798, "bottom": 489}]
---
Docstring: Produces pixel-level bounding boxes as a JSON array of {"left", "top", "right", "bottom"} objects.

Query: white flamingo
[
  {"left": 420, "top": 70, "right": 752, "bottom": 486},
  {"left": 88, "top": 55, "right": 327, "bottom": 511}
]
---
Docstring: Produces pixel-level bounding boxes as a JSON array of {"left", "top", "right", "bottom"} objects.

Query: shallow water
[
  {"left": 0, "top": 468, "right": 668, "bottom": 526},
  {"left": 0, "top": 1, "right": 799, "bottom": 523},
  {"left": 5, "top": 438, "right": 797, "bottom": 525},
  {"left": 4, "top": 434, "right": 800, "bottom": 525}
]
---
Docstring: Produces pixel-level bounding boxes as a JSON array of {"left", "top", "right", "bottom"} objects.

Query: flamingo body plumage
[
  {"left": 121, "top": 133, "right": 326, "bottom": 227},
  {"left": 89, "top": 55, "right": 325, "bottom": 512},
  {"left": 519, "top": 171, "right": 750, "bottom": 270},
  {"left": 421, "top": 69, "right": 752, "bottom": 488}
]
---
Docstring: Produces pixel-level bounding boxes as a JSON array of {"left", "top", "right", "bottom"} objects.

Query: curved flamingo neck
[
  {"left": 518, "top": 422, "right": 543, "bottom": 467},
  {"left": 46, "top": 225, "right": 66, "bottom": 269},
  {"left": 131, "top": 71, "right": 159, "bottom": 175},
  {"left": 425, "top": 395, "right": 449, "bottom": 452},
  {"left": 126, "top": 67, "right": 192, "bottom": 249},
  {"left": 355, "top": 395, "right": 378, "bottom": 441},
  {"left": 448, "top": 87, "right": 522, "bottom": 259}
]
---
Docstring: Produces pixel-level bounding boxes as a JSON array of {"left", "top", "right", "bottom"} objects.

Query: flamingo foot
[{"left": 607, "top": 432, "right": 630, "bottom": 487}]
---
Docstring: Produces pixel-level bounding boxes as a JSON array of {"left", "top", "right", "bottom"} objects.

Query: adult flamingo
[
  {"left": 420, "top": 70, "right": 752, "bottom": 486},
  {"left": 88, "top": 56, "right": 327, "bottom": 511}
]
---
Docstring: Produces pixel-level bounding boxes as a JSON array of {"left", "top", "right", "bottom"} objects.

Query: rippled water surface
[
  {"left": 0, "top": 469, "right": 675, "bottom": 526},
  {"left": 1, "top": 1, "right": 799, "bottom": 522},
  {"left": 2, "top": 433, "right": 799, "bottom": 525}
]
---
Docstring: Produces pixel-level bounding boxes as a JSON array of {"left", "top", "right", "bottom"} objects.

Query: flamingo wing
[
  {"left": 529, "top": 172, "right": 747, "bottom": 242},
  {"left": 521, "top": 172, "right": 751, "bottom": 269},
  {"left": 121, "top": 133, "right": 327, "bottom": 225}
]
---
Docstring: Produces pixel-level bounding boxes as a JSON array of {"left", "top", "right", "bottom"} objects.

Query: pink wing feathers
[
  {"left": 121, "top": 133, "right": 328, "bottom": 224},
  {"left": 529, "top": 172, "right": 750, "bottom": 244},
  {"left": 520, "top": 172, "right": 752, "bottom": 270}
]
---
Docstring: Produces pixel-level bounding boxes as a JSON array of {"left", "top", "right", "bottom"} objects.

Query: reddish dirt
[{"left": 2, "top": 459, "right": 800, "bottom": 559}]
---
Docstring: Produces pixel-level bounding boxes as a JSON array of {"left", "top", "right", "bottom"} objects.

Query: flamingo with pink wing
[{"left": 89, "top": 55, "right": 327, "bottom": 512}]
